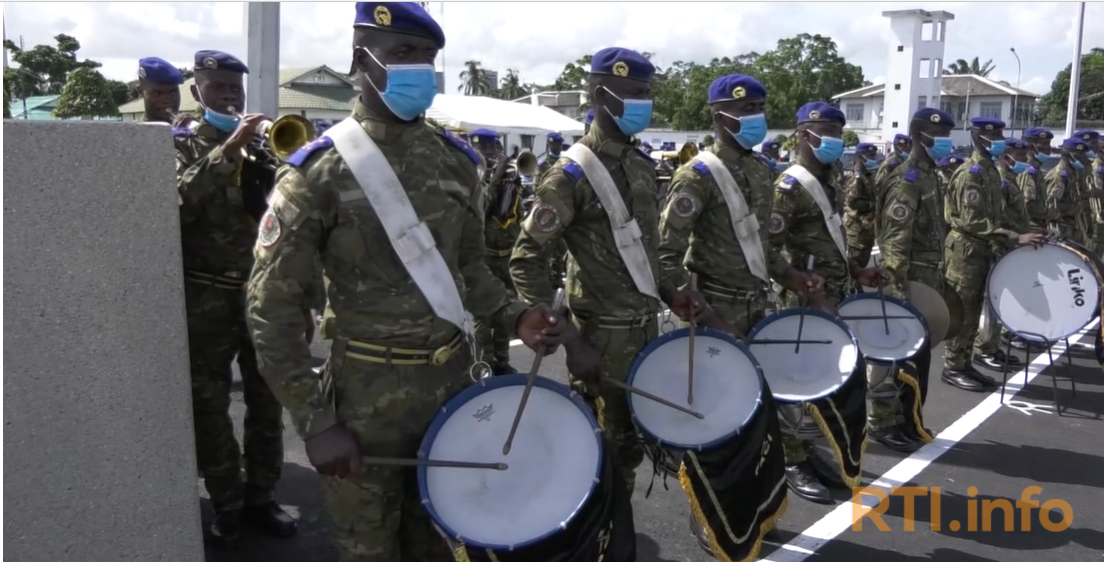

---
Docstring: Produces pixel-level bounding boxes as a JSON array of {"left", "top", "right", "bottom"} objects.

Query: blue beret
[
  {"left": 194, "top": 50, "right": 248, "bottom": 74},
  {"left": 547, "top": 132, "right": 564, "bottom": 142},
  {"left": 585, "top": 109, "right": 594, "bottom": 124},
  {"left": 1023, "top": 127, "right": 1054, "bottom": 140},
  {"left": 590, "top": 47, "right": 654, "bottom": 82},
  {"left": 762, "top": 140, "right": 781, "bottom": 150},
  {"left": 1072, "top": 129, "right": 1100, "bottom": 142},
  {"left": 855, "top": 143, "right": 878, "bottom": 153},
  {"left": 1062, "top": 137, "right": 1090, "bottom": 151},
  {"left": 893, "top": 134, "right": 912, "bottom": 144},
  {"left": 796, "top": 102, "right": 846, "bottom": 126},
  {"left": 707, "top": 74, "right": 767, "bottom": 104},
  {"left": 468, "top": 128, "right": 498, "bottom": 144},
  {"left": 969, "top": 116, "right": 1005, "bottom": 131},
  {"left": 1006, "top": 138, "right": 1030, "bottom": 150},
  {"left": 911, "top": 108, "right": 955, "bottom": 128},
  {"left": 640, "top": 142, "right": 653, "bottom": 151},
  {"left": 138, "top": 57, "right": 184, "bottom": 85},
  {"left": 354, "top": 2, "right": 445, "bottom": 49}
]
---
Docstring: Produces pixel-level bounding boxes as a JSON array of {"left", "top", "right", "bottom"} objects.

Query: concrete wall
[{"left": 3, "top": 120, "right": 204, "bottom": 562}]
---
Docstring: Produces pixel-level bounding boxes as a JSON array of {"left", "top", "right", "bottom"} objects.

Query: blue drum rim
[
  {"left": 838, "top": 292, "right": 930, "bottom": 366},
  {"left": 626, "top": 326, "right": 765, "bottom": 451},
  {"left": 985, "top": 240, "right": 1102, "bottom": 343},
  {"left": 747, "top": 308, "right": 861, "bottom": 402},
  {"left": 416, "top": 373, "right": 603, "bottom": 551}
]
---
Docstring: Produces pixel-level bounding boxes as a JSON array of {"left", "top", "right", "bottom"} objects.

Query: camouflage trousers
[
  {"left": 569, "top": 312, "right": 658, "bottom": 497},
  {"left": 185, "top": 280, "right": 285, "bottom": 512},
  {"left": 320, "top": 339, "right": 471, "bottom": 562},
  {"left": 943, "top": 234, "right": 994, "bottom": 370},
  {"left": 475, "top": 253, "right": 514, "bottom": 369}
]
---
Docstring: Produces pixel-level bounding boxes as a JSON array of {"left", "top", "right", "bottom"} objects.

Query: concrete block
[{"left": 3, "top": 120, "right": 204, "bottom": 562}]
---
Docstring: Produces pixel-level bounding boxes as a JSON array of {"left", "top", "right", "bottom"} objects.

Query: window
[
  {"left": 894, "top": 84, "right": 901, "bottom": 91},
  {"left": 979, "top": 101, "right": 1002, "bottom": 119},
  {"left": 921, "top": 21, "right": 934, "bottom": 41},
  {"left": 845, "top": 103, "right": 864, "bottom": 122},
  {"left": 919, "top": 59, "right": 931, "bottom": 79},
  {"left": 937, "top": 21, "right": 946, "bottom": 42},
  {"left": 521, "top": 135, "right": 535, "bottom": 150},
  {"left": 934, "top": 58, "right": 943, "bottom": 77},
  {"left": 918, "top": 96, "right": 928, "bottom": 109},
  {"left": 897, "top": 45, "right": 904, "bottom": 52},
  {"left": 892, "top": 121, "right": 899, "bottom": 128}
]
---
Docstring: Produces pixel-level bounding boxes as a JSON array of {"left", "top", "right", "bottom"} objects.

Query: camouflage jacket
[
  {"left": 768, "top": 154, "right": 855, "bottom": 298},
  {"left": 874, "top": 151, "right": 906, "bottom": 186},
  {"left": 876, "top": 156, "right": 946, "bottom": 299},
  {"left": 1044, "top": 158, "right": 1084, "bottom": 228},
  {"left": 1018, "top": 157, "right": 1048, "bottom": 228},
  {"left": 843, "top": 167, "right": 877, "bottom": 268},
  {"left": 944, "top": 151, "right": 1018, "bottom": 244},
  {"left": 996, "top": 162, "right": 1030, "bottom": 233},
  {"left": 510, "top": 125, "right": 662, "bottom": 318},
  {"left": 657, "top": 144, "right": 780, "bottom": 296},
  {"left": 246, "top": 102, "right": 528, "bottom": 439}
]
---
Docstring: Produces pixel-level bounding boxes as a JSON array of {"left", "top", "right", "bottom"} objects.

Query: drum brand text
[
  {"left": 851, "top": 486, "right": 1073, "bottom": 532},
  {"left": 1067, "top": 268, "right": 1087, "bottom": 307}
]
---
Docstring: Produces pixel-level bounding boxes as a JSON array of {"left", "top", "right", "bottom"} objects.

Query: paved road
[{"left": 210, "top": 313, "right": 1104, "bottom": 562}]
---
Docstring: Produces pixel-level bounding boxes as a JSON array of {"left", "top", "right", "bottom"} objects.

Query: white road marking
[{"left": 758, "top": 319, "right": 1099, "bottom": 562}]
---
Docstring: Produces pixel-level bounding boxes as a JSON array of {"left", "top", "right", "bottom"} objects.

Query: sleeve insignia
[
  {"left": 258, "top": 208, "right": 283, "bottom": 247},
  {"left": 769, "top": 212, "right": 786, "bottom": 234},
  {"left": 888, "top": 202, "right": 911, "bottom": 221},
  {"left": 671, "top": 192, "right": 699, "bottom": 218},
  {"left": 287, "top": 136, "right": 334, "bottom": 167},
  {"left": 528, "top": 203, "right": 561, "bottom": 233},
  {"left": 965, "top": 188, "right": 982, "bottom": 206}
]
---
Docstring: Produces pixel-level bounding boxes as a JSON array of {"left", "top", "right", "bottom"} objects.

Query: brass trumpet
[
  {"left": 229, "top": 108, "right": 318, "bottom": 161},
  {"left": 508, "top": 151, "right": 540, "bottom": 177}
]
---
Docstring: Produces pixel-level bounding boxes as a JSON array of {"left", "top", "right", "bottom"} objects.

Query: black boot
[
  {"left": 973, "top": 349, "right": 1023, "bottom": 370},
  {"left": 805, "top": 444, "right": 848, "bottom": 489},
  {"left": 785, "top": 462, "right": 833, "bottom": 504},
  {"left": 687, "top": 514, "right": 713, "bottom": 556},
  {"left": 941, "top": 368, "right": 984, "bottom": 392},
  {"left": 210, "top": 509, "right": 242, "bottom": 548},
  {"left": 493, "top": 363, "right": 518, "bottom": 376},
  {"left": 242, "top": 502, "right": 298, "bottom": 538},
  {"left": 964, "top": 365, "right": 1000, "bottom": 388},
  {"left": 900, "top": 423, "right": 933, "bottom": 443},
  {"left": 869, "top": 426, "right": 923, "bottom": 453}
]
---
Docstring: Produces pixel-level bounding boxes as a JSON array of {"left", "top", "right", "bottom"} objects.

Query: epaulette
[
  {"left": 633, "top": 147, "right": 652, "bottom": 161},
  {"left": 776, "top": 175, "right": 798, "bottom": 193},
  {"left": 439, "top": 129, "right": 480, "bottom": 166},
  {"left": 1027, "top": 166, "right": 1038, "bottom": 175},
  {"left": 888, "top": 159, "right": 900, "bottom": 169},
  {"left": 755, "top": 153, "right": 774, "bottom": 167},
  {"left": 1096, "top": 165, "right": 1103, "bottom": 174},
  {"left": 969, "top": 164, "right": 982, "bottom": 174},
  {"left": 691, "top": 161, "right": 711, "bottom": 176},
  {"left": 171, "top": 126, "right": 194, "bottom": 138},
  {"left": 1000, "top": 178, "right": 1008, "bottom": 190},
  {"left": 1060, "top": 169, "right": 1069, "bottom": 179},
  {"left": 286, "top": 136, "right": 334, "bottom": 167},
  {"left": 903, "top": 168, "right": 919, "bottom": 183},
  {"left": 562, "top": 160, "right": 584, "bottom": 181}
]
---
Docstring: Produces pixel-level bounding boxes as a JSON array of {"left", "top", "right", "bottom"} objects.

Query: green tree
[
  {"left": 842, "top": 130, "right": 860, "bottom": 146},
  {"left": 754, "top": 34, "right": 865, "bottom": 129},
  {"left": 496, "top": 69, "right": 527, "bottom": 100},
  {"left": 1036, "top": 47, "right": 1104, "bottom": 126},
  {"left": 552, "top": 55, "right": 593, "bottom": 91},
  {"left": 3, "top": 78, "right": 11, "bottom": 119},
  {"left": 945, "top": 57, "right": 995, "bottom": 77},
  {"left": 53, "top": 67, "right": 120, "bottom": 119},
  {"left": 458, "top": 59, "right": 493, "bottom": 96},
  {"left": 3, "top": 34, "right": 101, "bottom": 96}
]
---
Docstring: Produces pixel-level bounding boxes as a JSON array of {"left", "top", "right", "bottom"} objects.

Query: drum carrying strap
[
  {"left": 693, "top": 152, "right": 770, "bottom": 284},
  {"left": 782, "top": 164, "right": 849, "bottom": 263},
  {"left": 325, "top": 118, "right": 475, "bottom": 339},
  {"left": 564, "top": 144, "right": 660, "bottom": 300}
]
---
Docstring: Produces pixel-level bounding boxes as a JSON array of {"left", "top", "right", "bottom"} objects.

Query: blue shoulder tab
[
  {"left": 755, "top": 153, "right": 773, "bottom": 167},
  {"left": 888, "top": 159, "right": 899, "bottom": 169},
  {"left": 777, "top": 175, "right": 798, "bottom": 193},
  {"left": 1000, "top": 178, "right": 1008, "bottom": 190},
  {"left": 634, "top": 147, "right": 652, "bottom": 160},
  {"left": 1027, "top": 165, "right": 1038, "bottom": 175},
  {"left": 171, "top": 126, "right": 194, "bottom": 138},
  {"left": 1060, "top": 169, "right": 1069, "bottom": 179},
  {"left": 1096, "top": 165, "right": 1103, "bottom": 174},
  {"left": 969, "top": 164, "right": 982, "bottom": 174},
  {"left": 904, "top": 168, "right": 919, "bottom": 183},
  {"left": 691, "top": 161, "right": 711, "bottom": 176},
  {"left": 439, "top": 129, "right": 480, "bottom": 166},
  {"left": 286, "top": 136, "right": 334, "bottom": 167},
  {"left": 562, "top": 161, "right": 584, "bottom": 181}
]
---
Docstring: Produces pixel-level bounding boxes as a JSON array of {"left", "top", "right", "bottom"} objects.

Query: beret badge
[
  {"left": 203, "top": 57, "right": 218, "bottom": 69},
  {"left": 375, "top": 5, "right": 392, "bottom": 26},
  {"left": 612, "top": 61, "right": 629, "bottom": 78},
  {"left": 732, "top": 86, "right": 746, "bottom": 99}
]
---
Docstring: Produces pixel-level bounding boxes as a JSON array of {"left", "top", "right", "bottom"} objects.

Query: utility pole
[
  {"left": 1065, "top": 2, "right": 1086, "bottom": 138},
  {"left": 244, "top": 2, "right": 280, "bottom": 119}
]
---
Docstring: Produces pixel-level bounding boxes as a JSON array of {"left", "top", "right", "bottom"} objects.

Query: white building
[
  {"left": 880, "top": 9, "right": 955, "bottom": 140},
  {"left": 512, "top": 90, "right": 588, "bottom": 121}
]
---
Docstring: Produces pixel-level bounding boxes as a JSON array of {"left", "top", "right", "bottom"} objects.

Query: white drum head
[
  {"left": 838, "top": 294, "right": 927, "bottom": 363},
  {"left": 748, "top": 310, "right": 860, "bottom": 402},
  {"left": 628, "top": 329, "right": 762, "bottom": 449},
  {"left": 420, "top": 376, "right": 601, "bottom": 548},
  {"left": 988, "top": 243, "right": 1101, "bottom": 342}
]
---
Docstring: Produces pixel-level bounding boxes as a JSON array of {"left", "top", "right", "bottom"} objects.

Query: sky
[{"left": 4, "top": 1, "right": 1103, "bottom": 99}]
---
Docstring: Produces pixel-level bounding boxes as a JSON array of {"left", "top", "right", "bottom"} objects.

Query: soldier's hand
[
  {"left": 302, "top": 308, "right": 316, "bottom": 345},
  {"left": 304, "top": 425, "right": 361, "bottom": 479},
  {"left": 1017, "top": 232, "right": 1047, "bottom": 248},
  {"left": 516, "top": 305, "right": 570, "bottom": 354},
  {"left": 668, "top": 289, "right": 711, "bottom": 324},
  {"left": 564, "top": 337, "right": 604, "bottom": 385},
  {"left": 855, "top": 266, "right": 890, "bottom": 288},
  {"left": 225, "top": 113, "right": 267, "bottom": 153}
]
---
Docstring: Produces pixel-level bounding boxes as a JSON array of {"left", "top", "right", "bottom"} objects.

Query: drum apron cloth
[
  {"left": 418, "top": 374, "right": 636, "bottom": 562},
  {"left": 748, "top": 309, "right": 868, "bottom": 487}
]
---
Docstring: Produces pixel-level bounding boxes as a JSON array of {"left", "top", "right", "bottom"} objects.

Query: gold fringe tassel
[
  {"left": 896, "top": 371, "right": 933, "bottom": 443},
  {"left": 806, "top": 402, "right": 868, "bottom": 488},
  {"left": 451, "top": 541, "right": 471, "bottom": 562}
]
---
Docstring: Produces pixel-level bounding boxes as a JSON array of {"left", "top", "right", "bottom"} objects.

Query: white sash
[
  {"left": 692, "top": 152, "right": 770, "bottom": 283},
  {"left": 564, "top": 144, "right": 660, "bottom": 300},
  {"left": 324, "top": 118, "right": 474, "bottom": 338},
  {"left": 782, "top": 164, "right": 849, "bottom": 263}
]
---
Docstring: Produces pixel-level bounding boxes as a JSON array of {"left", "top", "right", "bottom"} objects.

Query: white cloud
[{"left": 4, "top": 1, "right": 1102, "bottom": 98}]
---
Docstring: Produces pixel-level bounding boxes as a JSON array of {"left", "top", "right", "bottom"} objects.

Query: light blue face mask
[
  {"left": 899, "top": 151, "right": 911, "bottom": 160},
  {"left": 922, "top": 133, "right": 953, "bottom": 161},
  {"left": 1036, "top": 152, "right": 1059, "bottom": 165},
  {"left": 1011, "top": 160, "right": 1029, "bottom": 174},
  {"left": 1088, "top": 150, "right": 1099, "bottom": 159},
  {"left": 196, "top": 92, "right": 241, "bottom": 133},
  {"left": 808, "top": 132, "right": 844, "bottom": 164},
  {"left": 984, "top": 137, "right": 1007, "bottom": 157},
  {"left": 863, "top": 157, "right": 880, "bottom": 171},
  {"left": 721, "top": 112, "right": 768, "bottom": 150},
  {"left": 360, "top": 48, "right": 437, "bottom": 121},
  {"left": 603, "top": 87, "right": 653, "bottom": 136},
  {"left": 1072, "top": 160, "right": 1085, "bottom": 170}
]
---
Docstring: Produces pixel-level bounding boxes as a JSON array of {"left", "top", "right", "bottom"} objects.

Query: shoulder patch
[
  {"left": 969, "top": 164, "right": 981, "bottom": 174},
  {"left": 562, "top": 160, "right": 584, "bottom": 181},
  {"left": 287, "top": 136, "right": 334, "bottom": 167},
  {"left": 776, "top": 175, "right": 798, "bottom": 193},
  {"left": 1060, "top": 169, "right": 1069, "bottom": 178},
  {"left": 671, "top": 191, "right": 700, "bottom": 218},
  {"left": 769, "top": 212, "right": 786, "bottom": 234},
  {"left": 1028, "top": 166, "right": 1038, "bottom": 175},
  {"left": 439, "top": 129, "right": 480, "bottom": 166},
  {"left": 888, "top": 202, "right": 911, "bottom": 221},
  {"left": 171, "top": 126, "right": 194, "bottom": 138},
  {"left": 904, "top": 168, "right": 920, "bottom": 183},
  {"left": 691, "top": 161, "right": 711, "bottom": 177},
  {"left": 257, "top": 207, "right": 283, "bottom": 247}
]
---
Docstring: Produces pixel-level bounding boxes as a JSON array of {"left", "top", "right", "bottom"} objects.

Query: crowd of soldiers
[{"left": 134, "top": 1, "right": 1104, "bottom": 560}]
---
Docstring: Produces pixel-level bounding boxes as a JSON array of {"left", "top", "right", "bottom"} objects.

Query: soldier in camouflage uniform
[
  {"left": 136, "top": 57, "right": 184, "bottom": 124},
  {"left": 759, "top": 139, "right": 784, "bottom": 174},
  {"left": 1046, "top": 137, "right": 1096, "bottom": 244},
  {"left": 244, "top": 5, "right": 567, "bottom": 560},
  {"left": 511, "top": 47, "right": 709, "bottom": 496},
  {"left": 936, "top": 155, "right": 965, "bottom": 188},
  {"left": 1020, "top": 128, "right": 1057, "bottom": 231},
  {"left": 943, "top": 117, "right": 1045, "bottom": 391},
  {"left": 1093, "top": 133, "right": 1104, "bottom": 256},
  {"left": 537, "top": 132, "right": 570, "bottom": 291},
  {"left": 767, "top": 102, "right": 886, "bottom": 503},
  {"left": 874, "top": 134, "right": 913, "bottom": 185},
  {"left": 871, "top": 108, "right": 956, "bottom": 452},
  {"left": 843, "top": 142, "right": 882, "bottom": 268},
  {"left": 175, "top": 50, "right": 301, "bottom": 545},
  {"left": 1070, "top": 130, "right": 1104, "bottom": 253},
  {"left": 538, "top": 131, "right": 565, "bottom": 177},
  {"left": 468, "top": 129, "right": 520, "bottom": 374}
]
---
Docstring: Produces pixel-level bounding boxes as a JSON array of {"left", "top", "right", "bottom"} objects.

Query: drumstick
[
  {"left": 602, "top": 376, "right": 705, "bottom": 419},
  {"left": 839, "top": 315, "right": 915, "bottom": 320},
  {"left": 687, "top": 273, "right": 698, "bottom": 406},
  {"left": 795, "top": 255, "right": 815, "bottom": 354},
  {"left": 874, "top": 255, "right": 890, "bottom": 335},
  {"left": 751, "top": 339, "right": 833, "bottom": 345},
  {"left": 363, "top": 457, "right": 509, "bottom": 470},
  {"left": 502, "top": 288, "right": 566, "bottom": 456}
]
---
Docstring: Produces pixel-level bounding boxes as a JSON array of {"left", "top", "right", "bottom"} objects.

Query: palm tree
[
  {"left": 458, "top": 60, "right": 493, "bottom": 96},
  {"left": 946, "top": 57, "right": 996, "bottom": 78},
  {"left": 497, "top": 69, "right": 527, "bottom": 100}
]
